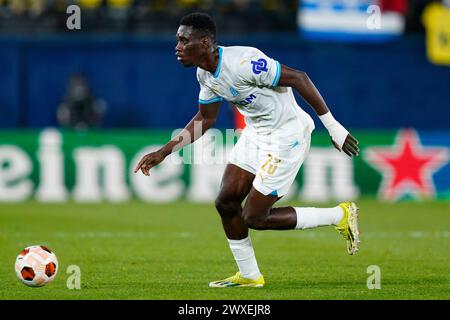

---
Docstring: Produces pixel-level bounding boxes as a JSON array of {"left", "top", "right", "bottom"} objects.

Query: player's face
[{"left": 175, "top": 25, "right": 205, "bottom": 67}]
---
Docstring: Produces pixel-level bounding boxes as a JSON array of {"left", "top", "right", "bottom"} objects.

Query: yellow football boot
[
  {"left": 336, "top": 201, "right": 360, "bottom": 255},
  {"left": 209, "top": 272, "right": 265, "bottom": 288}
]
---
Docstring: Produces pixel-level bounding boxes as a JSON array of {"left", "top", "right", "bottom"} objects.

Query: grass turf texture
[{"left": 0, "top": 199, "right": 449, "bottom": 300}]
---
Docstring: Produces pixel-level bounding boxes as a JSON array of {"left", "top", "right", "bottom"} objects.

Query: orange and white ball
[{"left": 15, "top": 245, "right": 58, "bottom": 287}]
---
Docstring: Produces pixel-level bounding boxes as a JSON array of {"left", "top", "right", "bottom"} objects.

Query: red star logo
[{"left": 364, "top": 129, "right": 449, "bottom": 201}]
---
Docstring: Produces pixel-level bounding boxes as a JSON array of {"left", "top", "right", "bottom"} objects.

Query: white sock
[
  {"left": 228, "top": 236, "right": 261, "bottom": 280},
  {"left": 294, "top": 206, "right": 344, "bottom": 230}
]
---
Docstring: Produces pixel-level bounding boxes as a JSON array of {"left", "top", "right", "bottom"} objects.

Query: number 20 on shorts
[{"left": 260, "top": 154, "right": 280, "bottom": 175}]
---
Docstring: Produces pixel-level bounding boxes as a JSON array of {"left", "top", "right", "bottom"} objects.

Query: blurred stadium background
[{"left": 0, "top": 0, "right": 449, "bottom": 300}]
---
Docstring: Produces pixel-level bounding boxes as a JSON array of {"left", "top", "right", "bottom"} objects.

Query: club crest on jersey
[
  {"left": 251, "top": 58, "right": 268, "bottom": 74},
  {"left": 230, "top": 87, "right": 239, "bottom": 97}
]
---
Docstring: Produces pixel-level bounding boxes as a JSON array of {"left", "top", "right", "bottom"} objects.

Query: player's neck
[{"left": 199, "top": 47, "right": 219, "bottom": 75}]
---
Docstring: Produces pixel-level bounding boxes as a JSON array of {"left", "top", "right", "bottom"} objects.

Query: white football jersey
[{"left": 197, "top": 46, "right": 315, "bottom": 139}]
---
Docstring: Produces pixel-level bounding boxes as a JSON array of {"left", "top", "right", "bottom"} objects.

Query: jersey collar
[{"left": 213, "top": 47, "right": 223, "bottom": 78}]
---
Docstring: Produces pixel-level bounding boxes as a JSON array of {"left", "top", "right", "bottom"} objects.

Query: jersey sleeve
[
  {"left": 237, "top": 48, "right": 281, "bottom": 88},
  {"left": 197, "top": 69, "right": 223, "bottom": 105}
]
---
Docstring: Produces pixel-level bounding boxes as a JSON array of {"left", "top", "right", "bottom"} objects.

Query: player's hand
[
  {"left": 134, "top": 151, "right": 166, "bottom": 176},
  {"left": 331, "top": 133, "right": 360, "bottom": 157}
]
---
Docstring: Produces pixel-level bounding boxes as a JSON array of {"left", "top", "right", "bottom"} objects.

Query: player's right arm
[
  {"left": 134, "top": 101, "right": 220, "bottom": 176},
  {"left": 236, "top": 47, "right": 359, "bottom": 157},
  {"left": 278, "top": 64, "right": 359, "bottom": 157}
]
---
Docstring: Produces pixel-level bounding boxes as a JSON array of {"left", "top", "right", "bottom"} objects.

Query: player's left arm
[{"left": 278, "top": 64, "right": 360, "bottom": 157}]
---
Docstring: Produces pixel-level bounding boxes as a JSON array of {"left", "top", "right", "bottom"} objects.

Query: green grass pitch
[{"left": 0, "top": 199, "right": 449, "bottom": 300}]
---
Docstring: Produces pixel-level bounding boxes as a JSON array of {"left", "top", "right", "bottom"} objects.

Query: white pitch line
[
  {"left": 1, "top": 231, "right": 449, "bottom": 239},
  {"left": 0, "top": 231, "right": 194, "bottom": 239}
]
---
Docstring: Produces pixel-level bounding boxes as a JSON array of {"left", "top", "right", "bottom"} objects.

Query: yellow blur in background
[{"left": 423, "top": 2, "right": 450, "bottom": 66}]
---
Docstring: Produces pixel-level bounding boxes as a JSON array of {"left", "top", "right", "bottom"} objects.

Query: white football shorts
[{"left": 228, "top": 125, "right": 312, "bottom": 197}]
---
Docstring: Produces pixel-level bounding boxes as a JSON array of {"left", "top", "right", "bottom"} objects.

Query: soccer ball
[{"left": 15, "top": 245, "right": 58, "bottom": 287}]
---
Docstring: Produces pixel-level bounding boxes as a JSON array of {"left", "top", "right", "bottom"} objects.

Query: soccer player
[{"left": 134, "top": 12, "right": 360, "bottom": 288}]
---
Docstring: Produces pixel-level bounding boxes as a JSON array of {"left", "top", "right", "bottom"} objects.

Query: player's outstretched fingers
[
  {"left": 347, "top": 134, "right": 359, "bottom": 145},
  {"left": 345, "top": 134, "right": 360, "bottom": 156},
  {"left": 345, "top": 141, "right": 359, "bottom": 156},
  {"left": 134, "top": 156, "right": 147, "bottom": 173},
  {"left": 350, "top": 139, "right": 360, "bottom": 153},
  {"left": 142, "top": 163, "right": 151, "bottom": 176},
  {"left": 342, "top": 145, "right": 353, "bottom": 157}
]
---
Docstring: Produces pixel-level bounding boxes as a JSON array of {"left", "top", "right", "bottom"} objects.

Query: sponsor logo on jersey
[
  {"left": 235, "top": 94, "right": 256, "bottom": 107},
  {"left": 251, "top": 58, "right": 268, "bottom": 74}
]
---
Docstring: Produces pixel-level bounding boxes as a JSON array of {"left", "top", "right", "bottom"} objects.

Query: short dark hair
[{"left": 180, "top": 12, "right": 216, "bottom": 42}]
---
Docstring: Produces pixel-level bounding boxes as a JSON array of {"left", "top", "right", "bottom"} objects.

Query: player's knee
[{"left": 214, "top": 197, "right": 240, "bottom": 219}]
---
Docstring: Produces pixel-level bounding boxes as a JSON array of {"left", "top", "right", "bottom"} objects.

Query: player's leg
[
  {"left": 242, "top": 188, "right": 295, "bottom": 230},
  {"left": 244, "top": 130, "right": 360, "bottom": 254},
  {"left": 210, "top": 163, "right": 265, "bottom": 287},
  {"left": 215, "top": 127, "right": 257, "bottom": 241},
  {"left": 214, "top": 163, "right": 254, "bottom": 240},
  {"left": 242, "top": 187, "right": 344, "bottom": 230},
  {"left": 240, "top": 190, "right": 341, "bottom": 254},
  {"left": 242, "top": 187, "right": 360, "bottom": 254}
]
